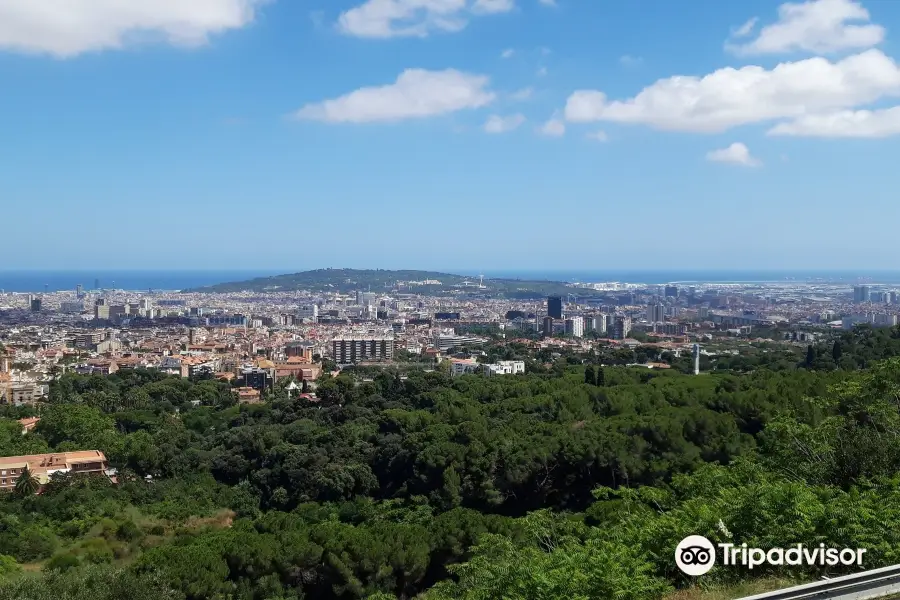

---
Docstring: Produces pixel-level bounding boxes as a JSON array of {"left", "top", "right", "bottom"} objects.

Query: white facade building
[
  {"left": 565, "top": 316, "right": 584, "bottom": 338},
  {"left": 484, "top": 361, "right": 526, "bottom": 376}
]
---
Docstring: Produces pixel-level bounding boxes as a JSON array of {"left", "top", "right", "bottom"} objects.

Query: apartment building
[
  {"left": 565, "top": 316, "right": 584, "bottom": 338},
  {"left": 285, "top": 340, "right": 315, "bottom": 362},
  {"left": 450, "top": 358, "right": 480, "bottom": 376},
  {"left": 611, "top": 316, "right": 632, "bottom": 340},
  {"left": 0, "top": 451, "right": 109, "bottom": 492},
  {"left": 332, "top": 336, "right": 394, "bottom": 364},
  {"left": 434, "top": 333, "right": 486, "bottom": 352},
  {"left": 297, "top": 305, "right": 319, "bottom": 321}
]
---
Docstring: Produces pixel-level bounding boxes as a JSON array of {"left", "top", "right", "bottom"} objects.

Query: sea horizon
[{"left": 1, "top": 268, "right": 899, "bottom": 292}]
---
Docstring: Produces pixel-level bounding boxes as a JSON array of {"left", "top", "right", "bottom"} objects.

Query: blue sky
[{"left": 2, "top": 0, "right": 899, "bottom": 272}]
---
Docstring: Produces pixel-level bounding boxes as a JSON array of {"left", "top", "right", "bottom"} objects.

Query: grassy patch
[{"left": 666, "top": 578, "right": 805, "bottom": 600}]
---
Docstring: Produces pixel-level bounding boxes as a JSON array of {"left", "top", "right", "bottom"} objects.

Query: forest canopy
[{"left": 1, "top": 325, "right": 900, "bottom": 598}]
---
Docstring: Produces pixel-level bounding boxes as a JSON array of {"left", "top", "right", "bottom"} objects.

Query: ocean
[
  {"left": 480, "top": 270, "right": 900, "bottom": 285},
  {"left": 2, "top": 269, "right": 899, "bottom": 293},
  {"left": 0, "top": 270, "right": 283, "bottom": 293}
]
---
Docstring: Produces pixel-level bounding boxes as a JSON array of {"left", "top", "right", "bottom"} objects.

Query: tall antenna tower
[{"left": 693, "top": 344, "right": 700, "bottom": 375}]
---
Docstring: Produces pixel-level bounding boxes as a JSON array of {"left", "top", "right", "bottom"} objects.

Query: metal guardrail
[{"left": 737, "top": 564, "right": 900, "bottom": 600}]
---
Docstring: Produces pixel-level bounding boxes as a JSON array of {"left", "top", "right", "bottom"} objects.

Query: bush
[
  {"left": 15, "top": 527, "right": 58, "bottom": 562},
  {"left": 44, "top": 552, "right": 80, "bottom": 572},
  {"left": 79, "top": 539, "right": 113, "bottom": 565},
  {"left": 0, "top": 555, "right": 19, "bottom": 578},
  {"left": 116, "top": 520, "right": 141, "bottom": 542},
  {"left": 0, "top": 565, "right": 184, "bottom": 600}
]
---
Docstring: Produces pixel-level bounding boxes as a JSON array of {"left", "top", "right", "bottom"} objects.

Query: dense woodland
[{"left": 1, "top": 326, "right": 900, "bottom": 598}]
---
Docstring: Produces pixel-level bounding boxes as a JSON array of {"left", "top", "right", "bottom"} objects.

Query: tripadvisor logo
[{"left": 675, "top": 535, "right": 867, "bottom": 576}]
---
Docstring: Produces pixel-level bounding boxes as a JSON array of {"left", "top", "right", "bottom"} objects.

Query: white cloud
[
  {"left": 338, "top": 0, "right": 513, "bottom": 38},
  {"left": 732, "top": 17, "right": 758, "bottom": 38},
  {"left": 706, "top": 142, "right": 761, "bottom": 166},
  {"left": 501, "top": 48, "right": 515, "bottom": 58},
  {"left": 536, "top": 66, "right": 548, "bottom": 77},
  {"left": 769, "top": 106, "right": 900, "bottom": 137},
  {"left": 0, "top": 0, "right": 265, "bottom": 57},
  {"left": 510, "top": 87, "right": 533, "bottom": 101},
  {"left": 538, "top": 0, "right": 557, "bottom": 6},
  {"left": 728, "top": 0, "right": 884, "bottom": 55},
  {"left": 293, "top": 69, "right": 495, "bottom": 123},
  {"left": 539, "top": 116, "right": 565, "bottom": 136},
  {"left": 585, "top": 130, "right": 608, "bottom": 141},
  {"left": 484, "top": 113, "right": 526, "bottom": 133},
  {"left": 473, "top": 0, "right": 513, "bottom": 13},
  {"left": 563, "top": 49, "right": 900, "bottom": 132},
  {"left": 619, "top": 55, "right": 642, "bottom": 67}
]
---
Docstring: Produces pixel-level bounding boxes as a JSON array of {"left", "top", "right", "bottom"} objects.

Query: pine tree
[
  {"left": 584, "top": 365, "right": 596, "bottom": 386},
  {"left": 832, "top": 341, "right": 843, "bottom": 363},
  {"left": 805, "top": 345, "right": 815, "bottom": 368},
  {"left": 596, "top": 367, "right": 606, "bottom": 387},
  {"left": 442, "top": 466, "right": 462, "bottom": 509}
]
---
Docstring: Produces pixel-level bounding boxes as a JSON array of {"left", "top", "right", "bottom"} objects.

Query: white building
[
  {"left": 875, "top": 313, "right": 898, "bottom": 327},
  {"left": 297, "top": 304, "right": 319, "bottom": 320},
  {"left": 565, "top": 316, "right": 584, "bottom": 338},
  {"left": 450, "top": 358, "right": 480, "bottom": 376},
  {"left": 435, "top": 333, "right": 488, "bottom": 352},
  {"left": 485, "top": 360, "right": 525, "bottom": 376}
]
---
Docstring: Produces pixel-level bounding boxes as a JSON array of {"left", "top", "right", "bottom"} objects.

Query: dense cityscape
[
  {"left": 3, "top": 272, "right": 897, "bottom": 405},
  {"left": 3, "top": 272, "right": 899, "bottom": 405}
]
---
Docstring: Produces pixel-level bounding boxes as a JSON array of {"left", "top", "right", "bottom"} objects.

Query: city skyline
[{"left": 3, "top": 0, "right": 900, "bottom": 269}]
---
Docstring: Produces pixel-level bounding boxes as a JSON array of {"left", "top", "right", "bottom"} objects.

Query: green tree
[
  {"left": 805, "top": 345, "right": 815, "bottom": 368},
  {"left": 584, "top": 365, "right": 596, "bottom": 386},
  {"left": 596, "top": 366, "right": 606, "bottom": 386},
  {"left": 832, "top": 341, "right": 843, "bottom": 364},
  {"left": 426, "top": 512, "right": 669, "bottom": 600}
]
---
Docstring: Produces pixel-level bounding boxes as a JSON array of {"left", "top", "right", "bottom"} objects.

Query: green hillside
[{"left": 186, "top": 268, "right": 593, "bottom": 298}]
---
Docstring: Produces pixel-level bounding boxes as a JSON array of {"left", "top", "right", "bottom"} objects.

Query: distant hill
[{"left": 185, "top": 268, "right": 595, "bottom": 299}]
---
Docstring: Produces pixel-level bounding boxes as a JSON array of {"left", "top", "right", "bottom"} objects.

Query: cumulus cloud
[
  {"left": 473, "top": 0, "right": 513, "bottom": 13},
  {"left": 769, "top": 106, "right": 900, "bottom": 137},
  {"left": 563, "top": 49, "right": 900, "bottom": 133},
  {"left": 732, "top": 17, "right": 758, "bottom": 38},
  {"left": 293, "top": 69, "right": 495, "bottom": 123},
  {"left": 0, "top": 0, "right": 265, "bottom": 57},
  {"left": 539, "top": 115, "right": 565, "bottom": 136},
  {"left": 728, "top": 0, "right": 884, "bottom": 55},
  {"left": 338, "top": 0, "right": 513, "bottom": 38},
  {"left": 484, "top": 113, "right": 525, "bottom": 133},
  {"left": 706, "top": 143, "right": 761, "bottom": 166}
]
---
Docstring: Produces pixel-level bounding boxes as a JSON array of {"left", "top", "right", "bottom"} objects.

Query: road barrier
[{"left": 737, "top": 564, "right": 900, "bottom": 600}]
